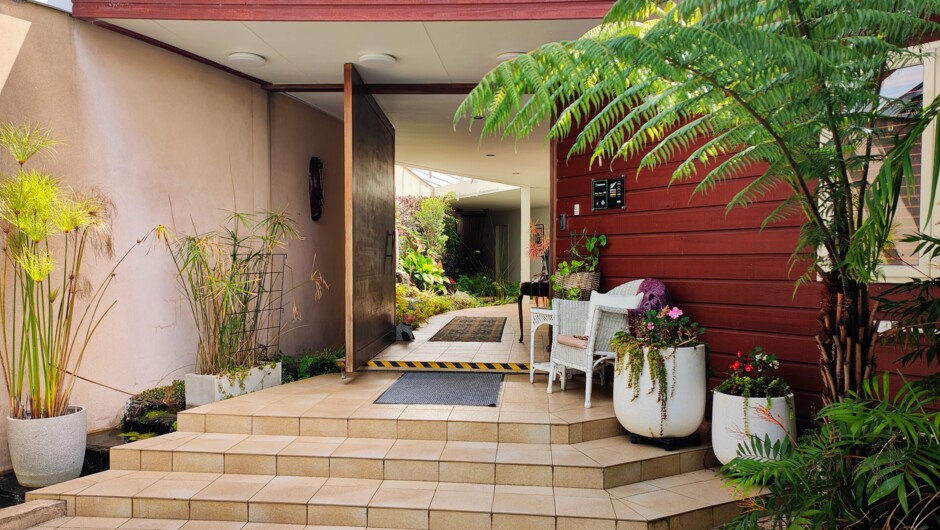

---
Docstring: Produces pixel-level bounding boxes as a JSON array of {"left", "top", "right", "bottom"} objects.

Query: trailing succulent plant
[{"left": 611, "top": 306, "right": 705, "bottom": 435}]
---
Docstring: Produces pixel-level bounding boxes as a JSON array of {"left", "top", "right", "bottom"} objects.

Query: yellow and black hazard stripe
[{"left": 364, "top": 360, "right": 529, "bottom": 372}]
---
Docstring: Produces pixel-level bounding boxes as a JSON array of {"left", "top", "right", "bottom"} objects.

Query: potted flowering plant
[
  {"left": 611, "top": 306, "right": 707, "bottom": 440},
  {"left": 711, "top": 347, "right": 795, "bottom": 464}
]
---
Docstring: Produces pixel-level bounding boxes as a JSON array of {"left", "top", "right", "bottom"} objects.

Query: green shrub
[
  {"left": 122, "top": 379, "right": 185, "bottom": 435},
  {"left": 281, "top": 345, "right": 345, "bottom": 383},
  {"left": 721, "top": 375, "right": 940, "bottom": 529},
  {"left": 396, "top": 283, "right": 480, "bottom": 327},
  {"left": 455, "top": 273, "right": 519, "bottom": 304}
]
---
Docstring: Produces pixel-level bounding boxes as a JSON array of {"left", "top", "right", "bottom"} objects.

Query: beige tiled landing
[
  {"left": 176, "top": 370, "right": 622, "bottom": 445},
  {"left": 371, "top": 302, "right": 548, "bottom": 366}
]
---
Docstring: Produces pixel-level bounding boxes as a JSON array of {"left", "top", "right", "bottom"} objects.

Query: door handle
[{"left": 385, "top": 230, "right": 395, "bottom": 274}]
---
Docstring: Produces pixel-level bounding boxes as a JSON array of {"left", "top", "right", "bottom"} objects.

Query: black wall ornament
[{"left": 309, "top": 156, "right": 324, "bottom": 221}]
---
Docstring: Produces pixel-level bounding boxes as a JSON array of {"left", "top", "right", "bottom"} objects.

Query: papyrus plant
[
  {"left": 158, "top": 210, "right": 299, "bottom": 375},
  {"left": 0, "top": 124, "right": 117, "bottom": 419}
]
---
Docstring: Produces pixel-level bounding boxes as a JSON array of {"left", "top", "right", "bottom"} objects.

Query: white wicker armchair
[{"left": 547, "top": 280, "right": 645, "bottom": 408}]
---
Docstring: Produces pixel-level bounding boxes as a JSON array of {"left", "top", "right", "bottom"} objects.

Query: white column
[{"left": 519, "top": 186, "right": 531, "bottom": 283}]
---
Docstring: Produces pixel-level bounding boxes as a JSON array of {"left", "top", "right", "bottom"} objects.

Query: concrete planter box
[
  {"left": 184, "top": 362, "right": 282, "bottom": 408},
  {"left": 7, "top": 406, "right": 87, "bottom": 487}
]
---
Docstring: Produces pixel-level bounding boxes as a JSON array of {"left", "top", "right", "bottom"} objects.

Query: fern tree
[{"left": 458, "top": 0, "right": 940, "bottom": 404}]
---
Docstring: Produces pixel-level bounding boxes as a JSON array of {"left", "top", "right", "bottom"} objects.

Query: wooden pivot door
[{"left": 344, "top": 63, "right": 396, "bottom": 371}]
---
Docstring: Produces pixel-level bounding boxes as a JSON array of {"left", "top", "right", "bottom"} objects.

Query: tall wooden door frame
[{"left": 344, "top": 63, "right": 397, "bottom": 371}]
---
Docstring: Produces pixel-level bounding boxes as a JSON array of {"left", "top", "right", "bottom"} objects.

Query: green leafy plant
[
  {"left": 400, "top": 250, "right": 447, "bottom": 293},
  {"left": 280, "top": 345, "right": 345, "bottom": 383},
  {"left": 454, "top": 272, "right": 520, "bottom": 304},
  {"left": 158, "top": 210, "right": 301, "bottom": 375},
  {"left": 722, "top": 375, "right": 940, "bottom": 529},
  {"left": 0, "top": 123, "right": 142, "bottom": 419},
  {"left": 122, "top": 379, "right": 185, "bottom": 434},
  {"left": 714, "top": 347, "right": 792, "bottom": 436},
  {"left": 552, "top": 231, "right": 607, "bottom": 300},
  {"left": 457, "top": 0, "right": 940, "bottom": 405},
  {"left": 396, "top": 283, "right": 478, "bottom": 327},
  {"left": 611, "top": 306, "right": 705, "bottom": 435},
  {"left": 557, "top": 230, "right": 606, "bottom": 276},
  {"left": 396, "top": 194, "right": 457, "bottom": 261}
]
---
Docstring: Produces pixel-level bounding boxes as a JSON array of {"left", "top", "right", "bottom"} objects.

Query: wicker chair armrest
[{"left": 587, "top": 306, "right": 632, "bottom": 353}]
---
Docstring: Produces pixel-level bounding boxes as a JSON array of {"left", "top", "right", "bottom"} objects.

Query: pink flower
[
  {"left": 668, "top": 307, "right": 683, "bottom": 319},
  {"left": 647, "top": 322, "right": 655, "bottom": 330}
]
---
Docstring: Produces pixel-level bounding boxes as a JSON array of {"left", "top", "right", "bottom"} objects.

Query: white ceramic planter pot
[
  {"left": 711, "top": 391, "right": 796, "bottom": 465},
  {"left": 7, "top": 406, "right": 87, "bottom": 487},
  {"left": 185, "top": 362, "right": 282, "bottom": 408},
  {"left": 614, "top": 344, "right": 707, "bottom": 438}
]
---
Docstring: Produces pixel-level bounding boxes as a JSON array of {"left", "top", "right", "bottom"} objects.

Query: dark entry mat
[
  {"left": 428, "top": 316, "right": 506, "bottom": 342},
  {"left": 374, "top": 372, "right": 503, "bottom": 406}
]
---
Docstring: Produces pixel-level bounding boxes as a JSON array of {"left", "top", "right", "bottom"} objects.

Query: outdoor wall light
[
  {"left": 226, "top": 52, "right": 267, "bottom": 68},
  {"left": 358, "top": 53, "right": 398, "bottom": 69}
]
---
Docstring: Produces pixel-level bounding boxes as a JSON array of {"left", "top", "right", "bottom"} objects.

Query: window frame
[{"left": 878, "top": 40, "right": 940, "bottom": 283}]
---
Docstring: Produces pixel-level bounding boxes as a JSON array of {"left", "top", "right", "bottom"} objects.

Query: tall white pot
[
  {"left": 614, "top": 344, "right": 707, "bottom": 438},
  {"left": 7, "top": 406, "right": 87, "bottom": 487},
  {"left": 711, "top": 391, "right": 795, "bottom": 465}
]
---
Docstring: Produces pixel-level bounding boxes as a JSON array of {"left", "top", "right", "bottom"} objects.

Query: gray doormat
[
  {"left": 375, "top": 372, "right": 503, "bottom": 406},
  {"left": 429, "top": 316, "right": 507, "bottom": 342}
]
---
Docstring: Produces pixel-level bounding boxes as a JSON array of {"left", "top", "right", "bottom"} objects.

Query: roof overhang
[{"left": 72, "top": 0, "right": 613, "bottom": 22}]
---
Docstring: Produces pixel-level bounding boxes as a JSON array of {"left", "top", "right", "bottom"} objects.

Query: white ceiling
[
  {"left": 103, "top": 18, "right": 601, "bottom": 188},
  {"left": 451, "top": 187, "right": 551, "bottom": 211}
]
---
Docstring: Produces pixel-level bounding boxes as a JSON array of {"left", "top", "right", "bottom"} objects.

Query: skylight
[{"left": 406, "top": 167, "right": 473, "bottom": 188}]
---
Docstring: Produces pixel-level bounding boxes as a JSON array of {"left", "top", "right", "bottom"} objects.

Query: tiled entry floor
[{"left": 372, "top": 302, "right": 550, "bottom": 366}]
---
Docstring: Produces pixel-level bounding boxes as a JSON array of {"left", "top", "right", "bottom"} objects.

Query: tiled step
[
  {"left": 178, "top": 409, "right": 624, "bottom": 446},
  {"left": 27, "top": 469, "right": 742, "bottom": 530},
  {"left": 109, "top": 432, "right": 716, "bottom": 490},
  {"left": 30, "top": 517, "right": 331, "bottom": 529},
  {"left": 175, "top": 372, "right": 625, "bottom": 445}
]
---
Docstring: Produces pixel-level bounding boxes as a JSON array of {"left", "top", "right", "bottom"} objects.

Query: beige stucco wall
[
  {"left": 0, "top": 2, "right": 344, "bottom": 471},
  {"left": 270, "top": 95, "right": 346, "bottom": 355}
]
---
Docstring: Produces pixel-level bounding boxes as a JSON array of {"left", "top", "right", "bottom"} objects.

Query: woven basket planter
[{"left": 554, "top": 271, "right": 601, "bottom": 300}]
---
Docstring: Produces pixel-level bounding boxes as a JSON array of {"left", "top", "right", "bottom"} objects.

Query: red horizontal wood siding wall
[{"left": 552, "top": 133, "right": 926, "bottom": 424}]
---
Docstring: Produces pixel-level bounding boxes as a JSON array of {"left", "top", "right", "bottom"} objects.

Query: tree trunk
[{"left": 816, "top": 271, "right": 879, "bottom": 404}]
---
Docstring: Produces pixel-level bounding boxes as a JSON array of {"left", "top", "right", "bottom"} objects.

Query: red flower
[
  {"left": 736, "top": 351, "right": 742, "bottom": 358},
  {"left": 745, "top": 364, "right": 753, "bottom": 373},
  {"left": 732, "top": 361, "right": 741, "bottom": 370}
]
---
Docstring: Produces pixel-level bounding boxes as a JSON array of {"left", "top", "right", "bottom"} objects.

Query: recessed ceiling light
[
  {"left": 227, "top": 52, "right": 267, "bottom": 68},
  {"left": 496, "top": 52, "right": 525, "bottom": 62},
  {"left": 473, "top": 115, "right": 485, "bottom": 120},
  {"left": 358, "top": 53, "right": 397, "bottom": 69},
  {"left": 512, "top": 172, "right": 520, "bottom": 175},
  {"left": 485, "top": 154, "right": 496, "bottom": 157}
]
